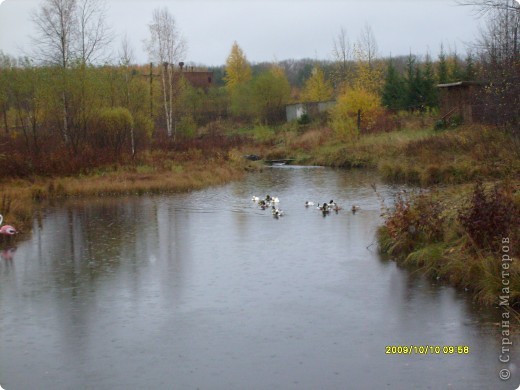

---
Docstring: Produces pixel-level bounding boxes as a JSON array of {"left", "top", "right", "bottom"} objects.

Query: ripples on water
[{"left": 0, "top": 167, "right": 517, "bottom": 389}]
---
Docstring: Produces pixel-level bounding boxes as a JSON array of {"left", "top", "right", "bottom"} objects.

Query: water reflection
[{"left": 0, "top": 167, "right": 517, "bottom": 389}]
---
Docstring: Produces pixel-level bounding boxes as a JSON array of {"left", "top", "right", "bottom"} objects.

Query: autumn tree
[
  {"left": 9, "top": 59, "right": 45, "bottom": 155},
  {"left": 353, "top": 59, "right": 384, "bottom": 95},
  {"left": 118, "top": 35, "right": 136, "bottom": 155},
  {"left": 330, "top": 87, "right": 383, "bottom": 139},
  {"left": 146, "top": 7, "right": 186, "bottom": 139},
  {"left": 228, "top": 63, "right": 291, "bottom": 124},
  {"left": 92, "top": 107, "right": 134, "bottom": 157},
  {"left": 76, "top": 0, "right": 112, "bottom": 64},
  {"left": 30, "top": 0, "right": 112, "bottom": 154},
  {"left": 357, "top": 23, "right": 378, "bottom": 68},
  {"left": 31, "top": 0, "right": 76, "bottom": 148},
  {"left": 229, "top": 82, "right": 254, "bottom": 120},
  {"left": 250, "top": 65, "right": 291, "bottom": 123},
  {"left": 31, "top": 0, "right": 76, "bottom": 68},
  {"left": 331, "top": 27, "right": 354, "bottom": 88},
  {"left": 301, "top": 66, "right": 334, "bottom": 102},
  {"left": 353, "top": 24, "right": 384, "bottom": 94},
  {"left": 224, "top": 42, "right": 252, "bottom": 90},
  {"left": 0, "top": 51, "right": 14, "bottom": 134}
]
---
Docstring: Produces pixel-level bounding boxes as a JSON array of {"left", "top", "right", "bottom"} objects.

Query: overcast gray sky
[{"left": 0, "top": 0, "right": 483, "bottom": 66}]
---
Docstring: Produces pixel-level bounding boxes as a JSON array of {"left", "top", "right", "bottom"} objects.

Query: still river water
[{"left": 0, "top": 167, "right": 518, "bottom": 389}]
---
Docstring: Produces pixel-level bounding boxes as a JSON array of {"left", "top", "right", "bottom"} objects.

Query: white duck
[{"left": 271, "top": 205, "right": 284, "bottom": 217}]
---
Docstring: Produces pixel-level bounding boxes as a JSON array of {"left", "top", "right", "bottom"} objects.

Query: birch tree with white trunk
[
  {"left": 30, "top": 0, "right": 112, "bottom": 153},
  {"left": 146, "top": 7, "right": 186, "bottom": 139}
]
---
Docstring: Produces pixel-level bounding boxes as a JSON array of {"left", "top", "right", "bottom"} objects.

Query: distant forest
[{"left": 208, "top": 52, "right": 472, "bottom": 89}]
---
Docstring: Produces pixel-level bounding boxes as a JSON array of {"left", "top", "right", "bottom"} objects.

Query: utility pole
[{"left": 149, "top": 62, "right": 154, "bottom": 120}]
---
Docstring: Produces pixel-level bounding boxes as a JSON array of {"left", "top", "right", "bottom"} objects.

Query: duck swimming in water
[
  {"left": 271, "top": 205, "right": 284, "bottom": 217},
  {"left": 318, "top": 203, "right": 331, "bottom": 212},
  {"left": 328, "top": 200, "right": 342, "bottom": 212},
  {"left": 258, "top": 199, "right": 269, "bottom": 209},
  {"left": 351, "top": 205, "right": 360, "bottom": 213},
  {"left": 305, "top": 201, "right": 315, "bottom": 207}
]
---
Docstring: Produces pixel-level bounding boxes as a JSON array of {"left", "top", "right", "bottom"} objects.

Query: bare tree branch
[
  {"left": 356, "top": 23, "right": 379, "bottom": 67},
  {"left": 30, "top": 0, "right": 77, "bottom": 67},
  {"left": 119, "top": 33, "right": 134, "bottom": 67},
  {"left": 76, "top": 0, "right": 113, "bottom": 64},
  {"left": 456, "top": 0, "right": 520, "bottom": 16},
  {"left": 332, "top": 27, "right": 354, "bottom": 87},
  {"left": 30, "top": 0, "right": 112, "bottom": 66}
]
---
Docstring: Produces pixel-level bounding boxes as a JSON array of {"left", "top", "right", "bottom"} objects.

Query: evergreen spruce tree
[
  {"left": 422, "top": 54, "right": 438, "bottom": 109},
  {"left": 414, "top": 65, "right": 426, "bottom": 111},
  {"left": 405, "top": 53, "right": 420, "bottom": 110},
  {"left": 437, "top": 44, "right": 449, "bottom": 84},
  {"left": 464, "top": 52, "right": 476, "bottom": 81},
  {"left": 381, "top": 59, "right": 405, "bottom": 111},
  {"left": 449, "top": 52, "right": 465, "bottom": 82}
]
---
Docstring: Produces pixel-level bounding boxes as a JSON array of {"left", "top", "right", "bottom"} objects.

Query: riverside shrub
[
  {"left": 458, "top": 181, "right": 519, "bottom": 254},
  {"left": 383, "top": 192, "right": 445, "bottom": 254},
  {"left": 330, "top": 87, "right": 383, "bottom": 140}
]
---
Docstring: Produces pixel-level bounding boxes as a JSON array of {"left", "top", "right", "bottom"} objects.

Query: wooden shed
[{"left": 437, "top": 81, "right": 485, "bottom": 124}]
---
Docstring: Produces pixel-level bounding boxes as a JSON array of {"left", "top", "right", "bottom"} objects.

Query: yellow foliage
[
  {"left": 353, "top": 61, "right": 384, "bottom": 95},
  {"left": 301, "top": 66, "right": 334, "bottom": 102},
  {"left": 224, "top": 41, "right": 252, "bottom": 90},
  {"left": 330, "top": 87, "right": 383, "bottom": 139},
  {"left": 270, "top": 63, "right": 286, "bottom": 79}
]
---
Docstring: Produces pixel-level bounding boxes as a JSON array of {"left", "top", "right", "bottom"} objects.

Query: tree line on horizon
[{"left": 0, "top": 0, "right": 517, "bottom": 178}]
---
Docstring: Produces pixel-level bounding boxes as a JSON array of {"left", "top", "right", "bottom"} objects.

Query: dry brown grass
[
  {"left": 0, "top": 158, "right": 249, "bottom": 236},
  {"left": 56, "top": 163, "right": 242, "bottom": 197}
]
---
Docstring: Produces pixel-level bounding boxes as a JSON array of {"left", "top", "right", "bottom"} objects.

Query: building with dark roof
[{"left": 437, "top": 81, "right": 486, "bottom": 124}]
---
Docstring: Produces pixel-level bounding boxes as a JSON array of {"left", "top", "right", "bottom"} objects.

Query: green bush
[
  {"left": 251, "top": 125, "right": 275, "bottom": 143},
  {"left": 133, "top": 113, "right": 154, "bottom": 152},
  {"left": 92, "top": 107, "right": 134, "bottom": 156},
  {"left": 178, "top": 115, "right": 197, "bottom": 138}
]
